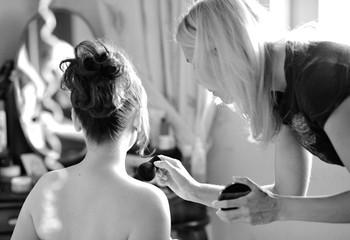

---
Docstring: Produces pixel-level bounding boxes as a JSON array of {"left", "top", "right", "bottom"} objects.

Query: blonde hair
[{"left": 176, "top": 0, "right": 282, "bottom": 145}]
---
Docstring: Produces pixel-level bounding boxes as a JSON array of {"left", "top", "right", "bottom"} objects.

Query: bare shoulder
[
  {"left": 11, "top": 169, "right": 68, "bottom": 240},
  {"left": 126, "top": 179, "right": 171, "bottom": 240},
  {"left": 26, "top": 170, "right": 59, "bottom": 198},
  {"left": 25, "top": 169, "right": 68, "bottom": 212},
  {"left": 32, "top": 169, "right": 68, "bottom": 192},
  {"left": 128, "top": 179, "right": 170, "bottom": 214}
]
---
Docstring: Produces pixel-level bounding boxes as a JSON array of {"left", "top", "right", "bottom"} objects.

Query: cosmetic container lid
[
  {"left": 11, "top": 176, "right": 33, "bottom": 193},
  {"left": 0, "top": 164, "right": 21, "bottom": 178}
]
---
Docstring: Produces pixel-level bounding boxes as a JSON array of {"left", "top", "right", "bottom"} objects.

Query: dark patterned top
[{"left": 275, "top": 41, "right": 350, "bottom": 166}]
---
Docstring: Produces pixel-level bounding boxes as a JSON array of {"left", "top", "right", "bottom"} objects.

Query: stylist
[{"left": 154, "top": 0, "right": 350, "bottom": 225}]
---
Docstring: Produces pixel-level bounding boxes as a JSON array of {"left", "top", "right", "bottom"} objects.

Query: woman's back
[{"left": 25, "top": 163, "right": 171, "bottom": 240}]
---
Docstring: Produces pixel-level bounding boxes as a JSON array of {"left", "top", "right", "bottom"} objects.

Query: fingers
[
  {"left": 154, "top": 171, "right": 169, "bottom": 187},
  {"left": 155, "top": 168, "right": 168, "bottom": 180},
  {"left": 153, "top": 158, "right": 179, "bottom": 173},
  {"left": 212, "top": 197, "right": 245, "bottom": 210},
  {"left": 156, "top": 155, "right": 183, "bottom": 167},
  {"left": 232, "top": 176, "right": 257, "bottom": 191},
  {"left": 153, "top": 158, "right": 182, "bottom": 187},
  {"left": 153, "top": 155, "right": 186, "bottom": 175},
  {"left": 216, "top": 207, "right": 250, "bottom": 224}
]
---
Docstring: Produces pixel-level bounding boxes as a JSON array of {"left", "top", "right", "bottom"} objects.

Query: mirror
[{"left": 12, "top": 8, "right": 96, "bottom": 167}]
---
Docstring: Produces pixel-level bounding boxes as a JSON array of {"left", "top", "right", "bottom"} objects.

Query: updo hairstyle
[{"left": 60, "top": 39, "right": 149, "bottom": 155}]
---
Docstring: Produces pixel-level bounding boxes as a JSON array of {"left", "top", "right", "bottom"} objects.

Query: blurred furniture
[
  {"left": 0, "top": 179, "right": 26, "bottom": 239},
  {"left": 168, "top": 189, "right": 209, "bottom": 240}
]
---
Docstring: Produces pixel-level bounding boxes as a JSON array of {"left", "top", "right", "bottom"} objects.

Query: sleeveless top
[{"left": 275, "top": 41, "right": 350, "bottom": 166}]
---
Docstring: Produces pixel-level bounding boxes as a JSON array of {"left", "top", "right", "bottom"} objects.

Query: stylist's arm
[
  {"left": 154, "top": 156, "right": 282, "bottom": 225},
  {"left": 154, "top": 155, "right": 225, "bottom": 207}
]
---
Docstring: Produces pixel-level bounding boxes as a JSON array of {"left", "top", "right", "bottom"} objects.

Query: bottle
[
  {"left": 158, "top": 117, "right": 175, "bottom": 151},
  {"left": 0, "top": 100, "right": 7, "bottom": 153}
]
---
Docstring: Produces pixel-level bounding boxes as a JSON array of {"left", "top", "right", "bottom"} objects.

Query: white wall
[{"left": 290, "top": 0, "right": 318, "bottom": 27}]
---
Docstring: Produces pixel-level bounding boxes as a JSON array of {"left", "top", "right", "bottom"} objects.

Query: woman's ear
[
  {"left": 133, "top": 109, "right": 142, "bottom": 133},
  {"left": 71, "top": 108, "right": 82, "bottom": 132}
]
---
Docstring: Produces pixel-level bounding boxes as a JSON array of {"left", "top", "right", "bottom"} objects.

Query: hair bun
[
  {"left": 100, "top": 60, "right": 124, "bottom": 79},
  {"left": 82, "top": 54, "right": 124, "bottom": 80},
  {"left": 60, "top": 40, "right": 131, "bottom": 119},
  {"left": 83, "top": 57, "right": 100, "bottom": 72}
]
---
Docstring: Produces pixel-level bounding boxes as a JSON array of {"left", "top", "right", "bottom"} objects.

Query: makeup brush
[
  {"left": 136, "top": 156, "right": 161, "bottom": 181},
  {"left": 218, "top": 183, "right": 251, "bottom": 211}
]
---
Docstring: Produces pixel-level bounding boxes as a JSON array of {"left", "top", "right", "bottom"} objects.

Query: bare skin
[{"left": 11, "top": 112, "right": 171, "bottom": 240}]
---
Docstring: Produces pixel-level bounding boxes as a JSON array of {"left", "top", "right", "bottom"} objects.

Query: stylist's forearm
[
  {"left": 277, "top": 191, "right": 350, "bottom": 223},
  {"left": 189, "top": 183, "right": 225, "bottom": 207}
]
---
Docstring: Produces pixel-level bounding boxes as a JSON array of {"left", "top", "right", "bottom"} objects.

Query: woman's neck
[{"left": 80, "top": 140, "right": 130, "bottom": 176}]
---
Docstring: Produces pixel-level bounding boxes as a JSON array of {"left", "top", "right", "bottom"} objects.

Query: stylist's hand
[
  {"left": 212, "top": 176, "right": 280, "bottom": 225},
  {"left": 154, "top": 155, "right": 200, "bottom": 202}
]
